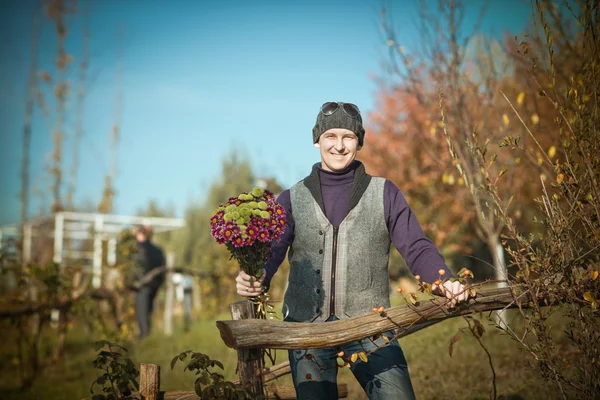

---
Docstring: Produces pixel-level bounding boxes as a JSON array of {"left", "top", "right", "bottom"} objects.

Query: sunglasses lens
[
  {"left": 343, "top": 103, "right": 360, "bottom": 117},
  {"left": 321, "top": 102, "right": 339, "bottom": 116}
]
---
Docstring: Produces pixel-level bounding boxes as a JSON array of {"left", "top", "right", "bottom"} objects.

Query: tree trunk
[{"left": 489, "top": 234, "right": 509, "bottom": 326}]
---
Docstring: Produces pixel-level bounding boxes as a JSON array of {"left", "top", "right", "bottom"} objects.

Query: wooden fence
[{"left": 127, "top": 285, "right": 531, "bottom": 399}]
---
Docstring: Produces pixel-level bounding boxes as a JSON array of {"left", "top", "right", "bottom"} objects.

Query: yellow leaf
[
  {"left": 517, "top": 92, "right": 525, "bottom": 105},
  {"left": 386, "top": 39, "right": 394, "bottom": 46},
  {"left": 430, "top": 126, "right": 437, "bottom": 136},
  {"left": 502, "top": 114, "right": 510, "bottom": 126},
  {"left": 458, "top": 177, "right": 464, "bottom": 185},
  {"left": 538, "top": 156, "right": 544, "bottom": 166},
  {"left": 447, "top": 174, "right": 455, "bottom": 185},
  {"left": 358, "top": 352, "right": 369, "bottom": 363},
  {"left": 515, "top": 157, "right": 521, "bottom": 164},
  {"left": 438, "top": 121, "right": 445, "bottom": 128},
  {"left": 442, "top": 172, "right": 448, "bottom": 184},
  {"left": 398, "top": 45, "right": 405, "bottom": 54},
  {"left": 350, "top": 353, "right": 358, "bottom": 363},
  {"left": 548, "top": 146, "right": 556, "bottom": 159},
  {"left": 583, "top": 292, "right": 594, "bottom": 302},
  {"left": 556, "top": 173, "right": 564, "bottom": 184},
  {"left": 591, "top": 270, "right": 599, "bottom": 281},
  {"left": 531, "top": 114, "right": 539, "bottom": 125}
]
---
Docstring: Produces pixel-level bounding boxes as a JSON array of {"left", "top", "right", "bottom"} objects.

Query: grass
[{"left": 0, "top": 295, "right": 571, "bottom": 400}]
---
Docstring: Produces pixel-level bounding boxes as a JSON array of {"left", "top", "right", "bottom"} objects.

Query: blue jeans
[{"left": 288, "top": 317, "right": 416, "bottom": 400}]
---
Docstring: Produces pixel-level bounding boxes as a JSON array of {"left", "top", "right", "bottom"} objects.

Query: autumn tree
[
  {"left": 437, "top": 0, "right": 600, "bottom": 397},
  {"left": 363, "top": 0, "right": 562, "bottom": 291}
]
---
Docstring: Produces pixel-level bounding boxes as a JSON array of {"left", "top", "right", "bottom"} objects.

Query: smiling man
[{"left": 235, "top": 101, "right": 468, "bottom": 399}]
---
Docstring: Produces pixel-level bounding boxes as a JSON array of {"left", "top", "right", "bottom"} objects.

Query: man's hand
[
  {"left": 432, "top": 280, "right": 469, "bottom": 308},
  {"left": 235, "top": 269, "right": 266, "bottom": 297}
]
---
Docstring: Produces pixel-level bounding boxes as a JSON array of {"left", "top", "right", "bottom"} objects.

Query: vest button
[
  {"left": 316, "top": 289, "right": 320, "bottom": 294},
  {"left": 316, "top": 308, "right": 320, "bottom": 313},
  {"left": 316, "top": 269, "right": 321, "bottom": 274},
  {"left": 318, "top": 249, "right": 323, "bottom": 254},
  {"left": 319, "top": 230, "right": 323, "bottom": 235}
]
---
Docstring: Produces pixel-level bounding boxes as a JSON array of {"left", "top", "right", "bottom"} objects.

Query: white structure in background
[{"left": 0, "top": 211, "right": 185, "bottom": 288}]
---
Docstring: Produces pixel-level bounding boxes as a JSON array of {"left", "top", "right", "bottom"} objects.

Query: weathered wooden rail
[{"left": 216, "top": 286, "right": 529, "bottom": 350}]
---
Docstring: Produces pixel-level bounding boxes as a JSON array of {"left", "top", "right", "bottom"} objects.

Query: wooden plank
[
  {"left": 139, "top": 363, "right": 160, "bottom": 400},
  {"left": 216, "top": 287, "right": 532, "bottom": 349},
  {"left": 233, "top": 360, "right": 292, "bottom": 385},
  {"left": 159, "top": 384, "right": 348, "bottom": 399},
  {"left": 231, "top": 300, "right": 265, "bottom": 397},
  {"left": 162, "top": 391, "right": 199, "bottom": 399}
]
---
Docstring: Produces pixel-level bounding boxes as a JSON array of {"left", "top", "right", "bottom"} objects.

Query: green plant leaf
[{"left": 171, "top": 355, "right": 180, "bottom": 370}]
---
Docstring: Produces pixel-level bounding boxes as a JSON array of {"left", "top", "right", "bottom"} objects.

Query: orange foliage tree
[{"left": 361, "top": 1, "right": 562, "bottom": 286}]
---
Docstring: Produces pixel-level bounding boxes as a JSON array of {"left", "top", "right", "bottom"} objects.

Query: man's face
[
  {"left": 135, "top": 231, "right": 147, "bottom": 242},
  {"left": 317, "top": 128, "right": 361, "bottom": 172}
]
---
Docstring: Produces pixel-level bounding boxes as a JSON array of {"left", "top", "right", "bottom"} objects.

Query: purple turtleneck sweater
[{"left": 263, "top": 161, "right": 452, "bottom": 290}]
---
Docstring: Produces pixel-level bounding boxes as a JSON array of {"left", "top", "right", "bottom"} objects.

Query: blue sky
[{"left": 0, "top": 0, "right": 532, "bottom": 226}]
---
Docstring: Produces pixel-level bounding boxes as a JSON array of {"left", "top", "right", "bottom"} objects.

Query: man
[
  {"left": 236, "top": 101, "right": 468, "bottom": 399},
  {"left": 133, "top": 225, "right": 165, "bottom": 339}
]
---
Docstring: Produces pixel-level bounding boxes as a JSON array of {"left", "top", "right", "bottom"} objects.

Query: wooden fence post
[
  {"left": 164, "top": 253, "right": 175, "bottom": 335},
  {"left": 139, "top": 363, "right": 160, "bottom": 400},
  {"left": 230, "top": 300, "right": 264, "bottom": 397}
]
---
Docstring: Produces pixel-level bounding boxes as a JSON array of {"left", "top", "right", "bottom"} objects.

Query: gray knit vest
[{"left": 283, "top": 177, "right": 390, "bottom": 322}]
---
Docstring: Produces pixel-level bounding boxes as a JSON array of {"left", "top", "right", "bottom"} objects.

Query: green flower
[
  {"left": 223, "top": 213, "right": 232, "bottom": 222},
  {"left": 238, "top": 193, "right": 250, "bottom": 201},
  {"left": 251, "top": 187, "right": 264, "bottom": 198},
  {"left": 259, "top": 211, "right": 271, "bottom": 219},
  {"left": 225, "top": 204, "right": 237, "bottom": 213},
  {"left": 252, "top": 209, "right": 262, "bottom": 216},
  {"left": 248, "top": 201, "right": 258, "bottom": 209},
  {"left": 231, "top": 211, "right": 240, "bottom": 220},
  {"left": 239, "top": 208, "right": 251, "bottom": 217},
  {"left": 243, "top": 215, "right": 251, "bottom": 224},
  {"left": 257, "top": 201, "right": 268, "bottom": 210},
  {"left": 236, "top": 218, "right": 245, "bottom": 226}
]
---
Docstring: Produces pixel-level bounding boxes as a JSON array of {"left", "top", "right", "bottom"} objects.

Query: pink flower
[
  {"left": 246, "top": 226, "right": 259, "bottom": 240},
  {"left": 257, "top": 228, "right": 270, "bottom": 243},
  {"left": 232, "top": 237, "right": 244, "bottom": 247}
]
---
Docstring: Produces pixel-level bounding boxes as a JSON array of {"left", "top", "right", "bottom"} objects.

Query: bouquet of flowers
[{"left": 209, "top": 187, "right": 286, "bottom": 280}]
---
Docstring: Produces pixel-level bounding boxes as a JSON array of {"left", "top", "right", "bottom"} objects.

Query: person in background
[
  {"left": 173, "top": 272, "right": 194, "bottom": 332},
  {"left": 133, "top": 225, "right": 165, "bottom": 339},
  {"left": 235, "top": 101, "right": 469, "bottom": 399}
]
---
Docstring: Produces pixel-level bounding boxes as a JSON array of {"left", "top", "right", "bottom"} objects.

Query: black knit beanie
[{"left": 312, "top": 102, "right": 365, "bottom": 146}]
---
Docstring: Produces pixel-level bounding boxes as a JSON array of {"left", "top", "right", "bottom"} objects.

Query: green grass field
[{"left": 0, "top": 299, "right": 570, "bottom": 400}]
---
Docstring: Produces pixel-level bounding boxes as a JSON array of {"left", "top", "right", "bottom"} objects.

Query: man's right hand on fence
[{"left": 235, "top": 269, "right": 266, "bottom": 297}]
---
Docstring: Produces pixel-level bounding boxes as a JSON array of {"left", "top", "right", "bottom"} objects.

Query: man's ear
[
  {"left": 357, "top": 145, "right": 362, "bottom": 151},
  {"left": 314, "top": 143, "right": 320, "bottom": 148}
]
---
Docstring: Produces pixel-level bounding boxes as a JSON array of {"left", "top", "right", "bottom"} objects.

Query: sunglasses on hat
[{"left": 320, "top": 102, "right": 361, "bottom": 118}]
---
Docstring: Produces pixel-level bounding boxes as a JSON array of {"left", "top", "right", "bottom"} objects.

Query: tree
[
  {"left": 365, "top": 0, "right": 560, "bottom": 294},
  {"left": 441, "top": 1, "right": 600, "bottom": 397},
  {"left": 171, "top": 151, "right": 255, "bottom": 313}
]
